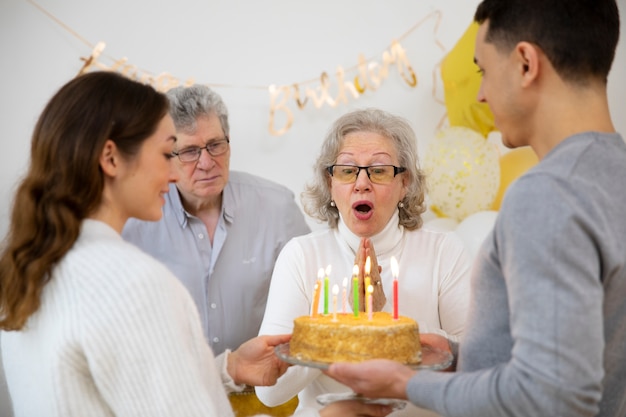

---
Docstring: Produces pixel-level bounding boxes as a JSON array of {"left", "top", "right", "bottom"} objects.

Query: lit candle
[
  {"left": 367, "top": 284, "right": 374, "bottom": 320},
  {"left": 311, "top": 281, "right": 320, "bottom": 317},
  {"left": 324, "top": 265, "right": 331, "bottom": 315},
  {"left": 352, "top": 264, "right": 359, "bottom": 317},
  {"left": 364, "top": 256, "right": 371, "bottom": 293},
  {"left": 341, "top": 277, "right": 348, "bottom": 314},
  {"left": 312, "top": 268, "right": 324, "bottom": 317},
  {"left": 332, "top": 284, "right": 339, "bottom": 321},
  {"left": 391, "top": 256, "right": 399, "bottom": 320}
]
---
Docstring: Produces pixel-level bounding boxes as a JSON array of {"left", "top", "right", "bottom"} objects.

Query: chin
[{"left": 350, "top": 225, "right": 379, "bottom": 239}]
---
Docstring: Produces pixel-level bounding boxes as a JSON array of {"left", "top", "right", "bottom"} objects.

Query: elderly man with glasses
[{"left": 123, "top": 85, "right": 310, "bottom": 362}]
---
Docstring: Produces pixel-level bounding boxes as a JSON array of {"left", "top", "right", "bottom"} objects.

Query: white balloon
[
  {"left": 454, "top": 210, "right": 498, "bottom": 257},
  {"left": 423, "top": 217, "right": 459, "bottom": 232},
  {"left": 424, "top": 127, "right": 500, "bottom": 221}
]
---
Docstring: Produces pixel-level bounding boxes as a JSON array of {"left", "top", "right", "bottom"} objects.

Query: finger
[{"left": 261, "top": 333, "right": 292, "bottom": 346}]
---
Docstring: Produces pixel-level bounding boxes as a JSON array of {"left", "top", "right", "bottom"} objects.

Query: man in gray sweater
[{"left": 327, "top": 1, "right": 625, "bottom": 416}]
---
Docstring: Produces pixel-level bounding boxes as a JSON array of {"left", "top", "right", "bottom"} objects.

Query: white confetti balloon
[{"left": 424, "top": 127, "right": 500, "bottom": 221}]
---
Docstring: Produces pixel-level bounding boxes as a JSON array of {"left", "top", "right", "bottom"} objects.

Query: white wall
[{"left": 1, "top": 0, "right": 625, "bottom": 238}]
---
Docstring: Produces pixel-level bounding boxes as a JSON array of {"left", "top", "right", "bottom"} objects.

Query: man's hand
[
  {"left": 227, "top": 334, "right": 291, "bottom": 386},
  {"left": 325, "top": 359, "right": 415, "bottom": 400}
]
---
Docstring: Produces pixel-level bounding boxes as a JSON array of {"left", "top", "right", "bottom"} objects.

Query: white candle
[
  {"left": 332, "top": 284, "right": 339, "bottom": 321},
  {"left": 367, "top": 284, "right": 374, "bottom": 320}
]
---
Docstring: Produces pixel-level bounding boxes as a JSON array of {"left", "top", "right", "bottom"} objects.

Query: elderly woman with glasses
[{"left": 256, "top": 108, "right": 472, "bottom": 417}]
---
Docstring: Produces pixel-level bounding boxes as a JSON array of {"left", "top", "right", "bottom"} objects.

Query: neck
[{"left": 528, "top": 78, "right": 614, "bottom": 159}]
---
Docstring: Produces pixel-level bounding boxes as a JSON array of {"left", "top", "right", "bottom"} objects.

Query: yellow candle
[
  {"left": 311, "top": 282, "right": 320, "bottom": 317},
  {"left": 324, "top": 265, "right": 331, "bottom": 315}
]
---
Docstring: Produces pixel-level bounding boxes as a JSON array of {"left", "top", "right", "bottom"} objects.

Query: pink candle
[
  {"left": 352, "top": 265, "right": 359, "bottom": 317},
  {"left": 367, "top": 284, "right": 373, "bottom": 320},
  {"left": 390, "top": 256, "right": 399, "bottom": 319},
  {"left": 332, "top": 284, "right": 339, "bottom": 321},
  {"left": 364, "top": 256, "right": 371, "bottom": 291}
]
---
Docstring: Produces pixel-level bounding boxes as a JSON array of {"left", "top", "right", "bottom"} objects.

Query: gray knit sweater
[{"left": 407, "top": 132, "right": 626, "bottom": 417}]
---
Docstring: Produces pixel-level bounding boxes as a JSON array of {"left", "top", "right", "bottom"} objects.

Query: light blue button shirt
[{"left": 123, "top": 171, "right": 310, "bottom": 354}]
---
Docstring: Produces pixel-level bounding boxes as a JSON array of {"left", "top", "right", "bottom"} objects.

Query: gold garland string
[{"left": 26, "top": 0, "right": 447, "bottom": 136}]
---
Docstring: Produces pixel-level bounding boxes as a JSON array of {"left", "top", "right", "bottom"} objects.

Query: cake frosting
[{"left": 290, "top": 312, "right": 421, "bottom": 364}]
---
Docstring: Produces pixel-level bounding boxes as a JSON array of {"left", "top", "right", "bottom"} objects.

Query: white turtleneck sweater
[
  {"left": 1, "top": 220, "right": 319, "bottom": 417},
  {"left": 256, "top": 213, "right": 472, "bottom": 417}
]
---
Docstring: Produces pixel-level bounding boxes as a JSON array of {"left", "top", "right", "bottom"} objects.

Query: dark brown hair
[
  {"left": 475, "top": 0, "right": 620, "bottom": 84},
  {"left": 0, "top": 71, "right": 168, "bottom": 330}
]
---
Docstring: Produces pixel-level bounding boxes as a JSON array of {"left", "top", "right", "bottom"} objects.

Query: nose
[
  {"left": 477, "top": 80, "right": 487, "bottom": 103},
  {"left": 169, "top": 159, "right": 179, "bottom": 183},
  {"left": 354, "top": 167, "right": 371, "bottom": 191},
  {"left": 196, "top": 147, "right": 216, "bottom": 169}
]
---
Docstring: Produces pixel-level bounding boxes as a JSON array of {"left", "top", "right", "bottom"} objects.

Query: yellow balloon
[
  {"left": 441, "top": 22, "right": 495, "bottom": 137},
  {"left": 490, "top": 147, "right": 539, "bottom": 210}
]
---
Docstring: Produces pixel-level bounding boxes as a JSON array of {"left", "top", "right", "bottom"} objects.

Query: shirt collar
[{"left": 168, "top": 182, "right": 234, "bottom": 227}]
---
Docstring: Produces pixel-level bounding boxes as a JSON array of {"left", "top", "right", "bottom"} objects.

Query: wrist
[{"left": 226, "top": 349, "right": 240, "bottom": 385}]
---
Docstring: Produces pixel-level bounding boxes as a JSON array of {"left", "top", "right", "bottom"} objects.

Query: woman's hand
[
  {"left": 227, "top": 334, "right": 291, "bottom": 386},
  {"left": 350, "top": 238, "right": 386, "bottom": 312}
]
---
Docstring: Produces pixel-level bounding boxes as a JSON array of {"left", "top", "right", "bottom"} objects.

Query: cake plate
[
  {"left": 316, "top": 392, "right": 407, "bottom": 411},
  {"left": 274, "top": 343, "right": 453, "bottom": 371}
]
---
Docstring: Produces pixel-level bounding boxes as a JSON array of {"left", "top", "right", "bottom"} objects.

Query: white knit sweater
[{"left": 1, "top": 220, "right": 318, "bottom": 417}]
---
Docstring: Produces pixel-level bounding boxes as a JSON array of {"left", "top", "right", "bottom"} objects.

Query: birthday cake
[{"left": 289, "top": 312, "right": 421, "bottom": 364}]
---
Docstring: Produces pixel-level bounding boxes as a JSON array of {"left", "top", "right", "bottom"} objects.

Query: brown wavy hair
[{"left": 0, "top": 71, "right": 168, "bottom": 330}]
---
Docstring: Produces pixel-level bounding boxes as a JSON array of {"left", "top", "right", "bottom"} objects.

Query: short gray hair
[
  {"left": 302, "top": 108, "right": 427, "bottom": 230},
  {"left": 165, "top": 84, "right": 230, "bottom": 136}
]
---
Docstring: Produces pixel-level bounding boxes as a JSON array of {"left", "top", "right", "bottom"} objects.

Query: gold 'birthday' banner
[
  {"left": 28, "top": 0, "right": 445, "bottom": 136},
  {"left": 267, "top": 40, "right": 417, "bottom": 135}
]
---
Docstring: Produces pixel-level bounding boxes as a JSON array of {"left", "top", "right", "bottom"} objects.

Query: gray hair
[
  {"left": 302, "top": 108, "right": 427, "bottom": 230},
  {"left": 165, "top": 84, "right": 230, "bottom": 136}
]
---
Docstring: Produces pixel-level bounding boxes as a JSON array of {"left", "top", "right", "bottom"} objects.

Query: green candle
[
  {"left": 352, "top": 264, "right": 359, "bottom": 317},
  {"left": 323, "top": 265, "right": 332, "bottom": 315},
  {"left": 324, "top": 276, "right": 329, "bottom": 315}
]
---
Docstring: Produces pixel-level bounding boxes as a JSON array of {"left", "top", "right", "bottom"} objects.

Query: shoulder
[
  {"left": 276, "top": 228, "right": 333, "bottom": 255},
  {"left": 409, "top": 227, "right": 467, "bottom": 252},
  {"left": 227, "top": 171, "right": 296, "bottom": 201},
  {"left": 68, "top": 226, "right": 182, "bottom": 297}
]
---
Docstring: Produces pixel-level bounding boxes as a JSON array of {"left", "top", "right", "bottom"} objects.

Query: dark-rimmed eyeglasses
[
  {"left": 326, "top": 165, "right": 406, "bottom": 184},
  {"left": 172, "top": 137, "right": 230, "bottom": 162}
]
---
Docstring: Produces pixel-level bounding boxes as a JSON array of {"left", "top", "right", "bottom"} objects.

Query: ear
[
  {"left": 99, "top": 139, "right": 119, "bottom": 177},
  {"left": 515, "top": 41, "right": 540, "bottom": 87}
]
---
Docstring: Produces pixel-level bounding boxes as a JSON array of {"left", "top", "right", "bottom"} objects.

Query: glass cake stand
[
  {"left": 274, "top": 343, "right": 453, "bottom": 371},
  {"left": 316, "top": 392, "right": 407, "bottom": 410}
]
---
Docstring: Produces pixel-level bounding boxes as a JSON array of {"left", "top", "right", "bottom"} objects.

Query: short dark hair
[{"left": 474, "top": 0, "right": 620, "bottom": 84}]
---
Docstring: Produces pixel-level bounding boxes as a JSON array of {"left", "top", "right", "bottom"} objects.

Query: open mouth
[{"left": 353, "top": 201, "right": 373, "bottom": 214}]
